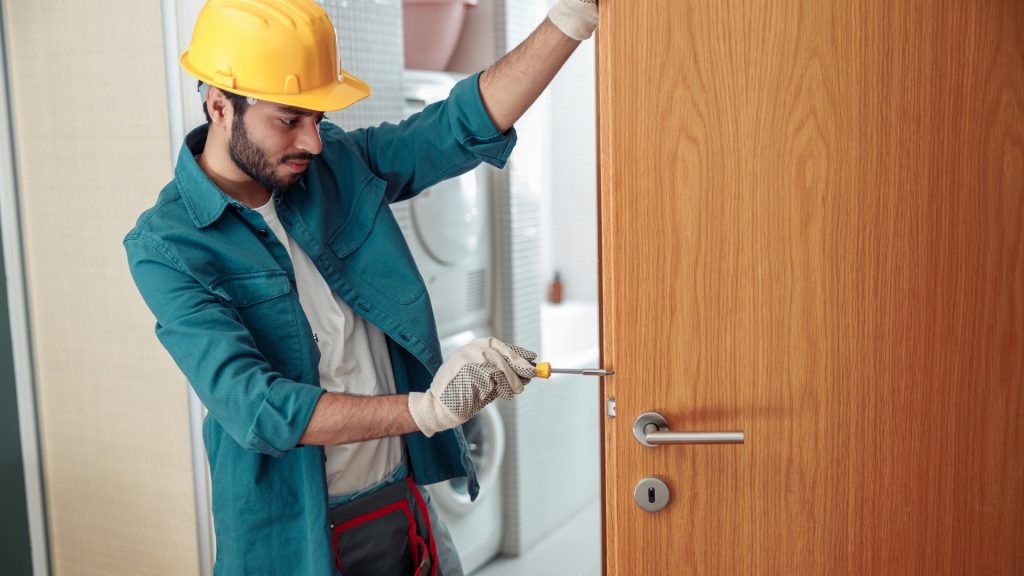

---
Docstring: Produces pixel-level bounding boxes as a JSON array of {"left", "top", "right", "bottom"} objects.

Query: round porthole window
[
  {"left": 410, "top": 170, "right": 483, "bottom": 266},
  {"left": 431, "top": 403, "right": 505, "bottom": 512}
]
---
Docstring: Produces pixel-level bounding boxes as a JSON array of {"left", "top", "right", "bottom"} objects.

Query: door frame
[{"left": 0, "top": 2, "right": 49, "bottom": 574}]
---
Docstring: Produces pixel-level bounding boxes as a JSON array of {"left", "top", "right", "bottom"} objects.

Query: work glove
[
  {"left": 409, "top": 337, "right": 537, "bottom": 437},
  {"left": 547, "top": 0, "right": 599, "bottom": 41}
]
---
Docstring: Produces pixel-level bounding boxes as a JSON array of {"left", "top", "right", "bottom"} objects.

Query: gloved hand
[
  {"left": 547, "top": 0, "right": 599, "bottom": 41},
  {"left": 409, "top": 337, "right": 537, "bottom": 437}
]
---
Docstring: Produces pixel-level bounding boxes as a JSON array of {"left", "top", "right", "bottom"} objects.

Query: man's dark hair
[{"left": 200, "top": 81, "right": 251, "bottom": 123}]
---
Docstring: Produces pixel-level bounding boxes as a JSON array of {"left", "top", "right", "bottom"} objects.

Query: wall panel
[{"left": 3, "top": 1, "right": 198, "bottom": 573}]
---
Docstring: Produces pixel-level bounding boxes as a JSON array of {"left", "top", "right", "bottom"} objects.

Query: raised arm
[{"left": 478, "top": 0, "right": 598, "bottom": 133}]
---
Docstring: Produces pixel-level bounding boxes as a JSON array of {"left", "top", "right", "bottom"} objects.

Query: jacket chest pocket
[
  {"left": 211, "top": 270, "right": 304, "bottom": 380},
  {"left": 327, "top": 176, "right": 427, "bottom": 305}
]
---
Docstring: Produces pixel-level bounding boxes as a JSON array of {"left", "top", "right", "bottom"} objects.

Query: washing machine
[
  {"left": 398, "top": 70, "right": 505, "bottom": 574},
  {"left": 394, "top": 70, "right": 493, "bottom": 340},
  {"left": 430, "top": 401, "right": 505, "bottom": 574}
]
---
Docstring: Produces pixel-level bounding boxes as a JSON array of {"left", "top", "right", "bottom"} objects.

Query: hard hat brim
[{"left": 182, "top": 51, "right": 372, "bottom": 113}]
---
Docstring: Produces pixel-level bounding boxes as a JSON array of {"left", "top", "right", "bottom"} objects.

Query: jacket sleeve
[
  {"left": 124, "top": 233, "right": 324, "bottom": 458},
  {"left": 339, "top": 71, "right": 517, "bottom": 204}
]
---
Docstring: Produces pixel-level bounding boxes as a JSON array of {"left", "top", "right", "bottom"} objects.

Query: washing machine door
[
  {"left": 431, "top": 403, "right": 505, "bottom": 512},
  {"left": 410, "top": 171, "right": 482, "bottom": 266}
]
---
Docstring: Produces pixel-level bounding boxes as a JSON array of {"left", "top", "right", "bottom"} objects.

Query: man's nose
[{"left": 295, "top": 118, "right": 323, "bottom": 155}]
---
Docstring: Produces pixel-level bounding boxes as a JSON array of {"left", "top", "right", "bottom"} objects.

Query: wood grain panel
[{"left": 599, "top": 1, "right": 1024, "bottom": 574}]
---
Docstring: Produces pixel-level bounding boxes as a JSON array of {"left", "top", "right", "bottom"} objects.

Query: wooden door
[{"left": 598, "top": 1, "right": 1024, "bottom": 574}]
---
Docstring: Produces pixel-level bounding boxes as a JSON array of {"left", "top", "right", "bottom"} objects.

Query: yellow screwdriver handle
[{"left": 534, "top": 362, "right": 552, "bottom": 379}]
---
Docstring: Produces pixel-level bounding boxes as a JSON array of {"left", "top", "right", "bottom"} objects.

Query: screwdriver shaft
[
  {"left": 548, "top": 368, "right": 614, "bottom": 377},
  {"left": 532, "top": 361, "right": 614, "bottom": 378}
]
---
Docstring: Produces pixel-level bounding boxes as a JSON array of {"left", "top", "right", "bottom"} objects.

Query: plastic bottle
[{"left": 549, "top": 271, "right": 563, "bottom": 304}]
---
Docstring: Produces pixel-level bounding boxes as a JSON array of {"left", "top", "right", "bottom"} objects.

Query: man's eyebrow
[{"left": 274, "top": 105, "right": 321, "bottom": 117}]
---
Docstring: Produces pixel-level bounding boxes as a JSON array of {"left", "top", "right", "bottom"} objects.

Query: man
[{"left": 125, "top": 0, "right": 598, "bottom": 574}]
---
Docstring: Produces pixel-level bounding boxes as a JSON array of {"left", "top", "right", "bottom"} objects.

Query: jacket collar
[{"left": 175, "top": 125, "right": 233, "bottom": 229}]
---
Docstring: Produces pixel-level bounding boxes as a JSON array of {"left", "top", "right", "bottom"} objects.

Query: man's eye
[{"left": 280, "top": 118, "right": 298, "bottom": 127}]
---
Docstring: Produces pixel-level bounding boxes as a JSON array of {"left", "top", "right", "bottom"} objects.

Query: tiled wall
[
  {"left": 487, "top": 0, "right": 602, "bottom": 558},
  {"left": 487, "top": 0, "right": 544, "bottom": 557},
  {"left": 321, "top": 0, "right": 406, "bottom": 129}
]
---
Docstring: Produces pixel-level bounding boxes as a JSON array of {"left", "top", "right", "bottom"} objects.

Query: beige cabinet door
[{"left": 597, "top": 1, "right": 1024, "bottom": 574}]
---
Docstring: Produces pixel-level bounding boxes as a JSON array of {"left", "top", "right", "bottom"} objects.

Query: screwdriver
[{"left": 532, "top": 361, "right": 614, "bottom": 379}]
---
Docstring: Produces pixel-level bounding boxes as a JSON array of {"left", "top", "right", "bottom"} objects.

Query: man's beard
[{"left": 228, "top": 115, "right": 311, "bottom": 193}]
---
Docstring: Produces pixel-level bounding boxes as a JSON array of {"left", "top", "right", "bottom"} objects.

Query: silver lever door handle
[{"left": 633, "top": 411, "right": 745, "bottom": 447}]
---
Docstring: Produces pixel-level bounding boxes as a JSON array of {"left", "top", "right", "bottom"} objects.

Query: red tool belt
[{"left": 329, "top": 477, "right": 440, "bottom": 576}]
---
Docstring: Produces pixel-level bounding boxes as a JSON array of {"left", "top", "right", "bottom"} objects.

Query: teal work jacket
[{"left": 124, "top": 73, "right": 516, "bottom": 576}]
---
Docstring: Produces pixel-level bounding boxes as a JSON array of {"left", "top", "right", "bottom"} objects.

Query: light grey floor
[{"left": 473, "top": 499, "right": 602, "bottom": 576}]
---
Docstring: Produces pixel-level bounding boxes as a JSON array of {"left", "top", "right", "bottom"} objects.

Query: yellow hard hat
[{"left": 180, "top": 0, "right": 370, "bottom": 112}]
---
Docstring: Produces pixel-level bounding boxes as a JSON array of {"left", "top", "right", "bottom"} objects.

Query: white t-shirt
[{"left": 253, "top": 198, "right": 402, "bottom": 496}]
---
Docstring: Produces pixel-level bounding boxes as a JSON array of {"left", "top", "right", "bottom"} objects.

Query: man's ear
[{"left": 206, "top": 86, "right": 230, "bottom": 127}]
